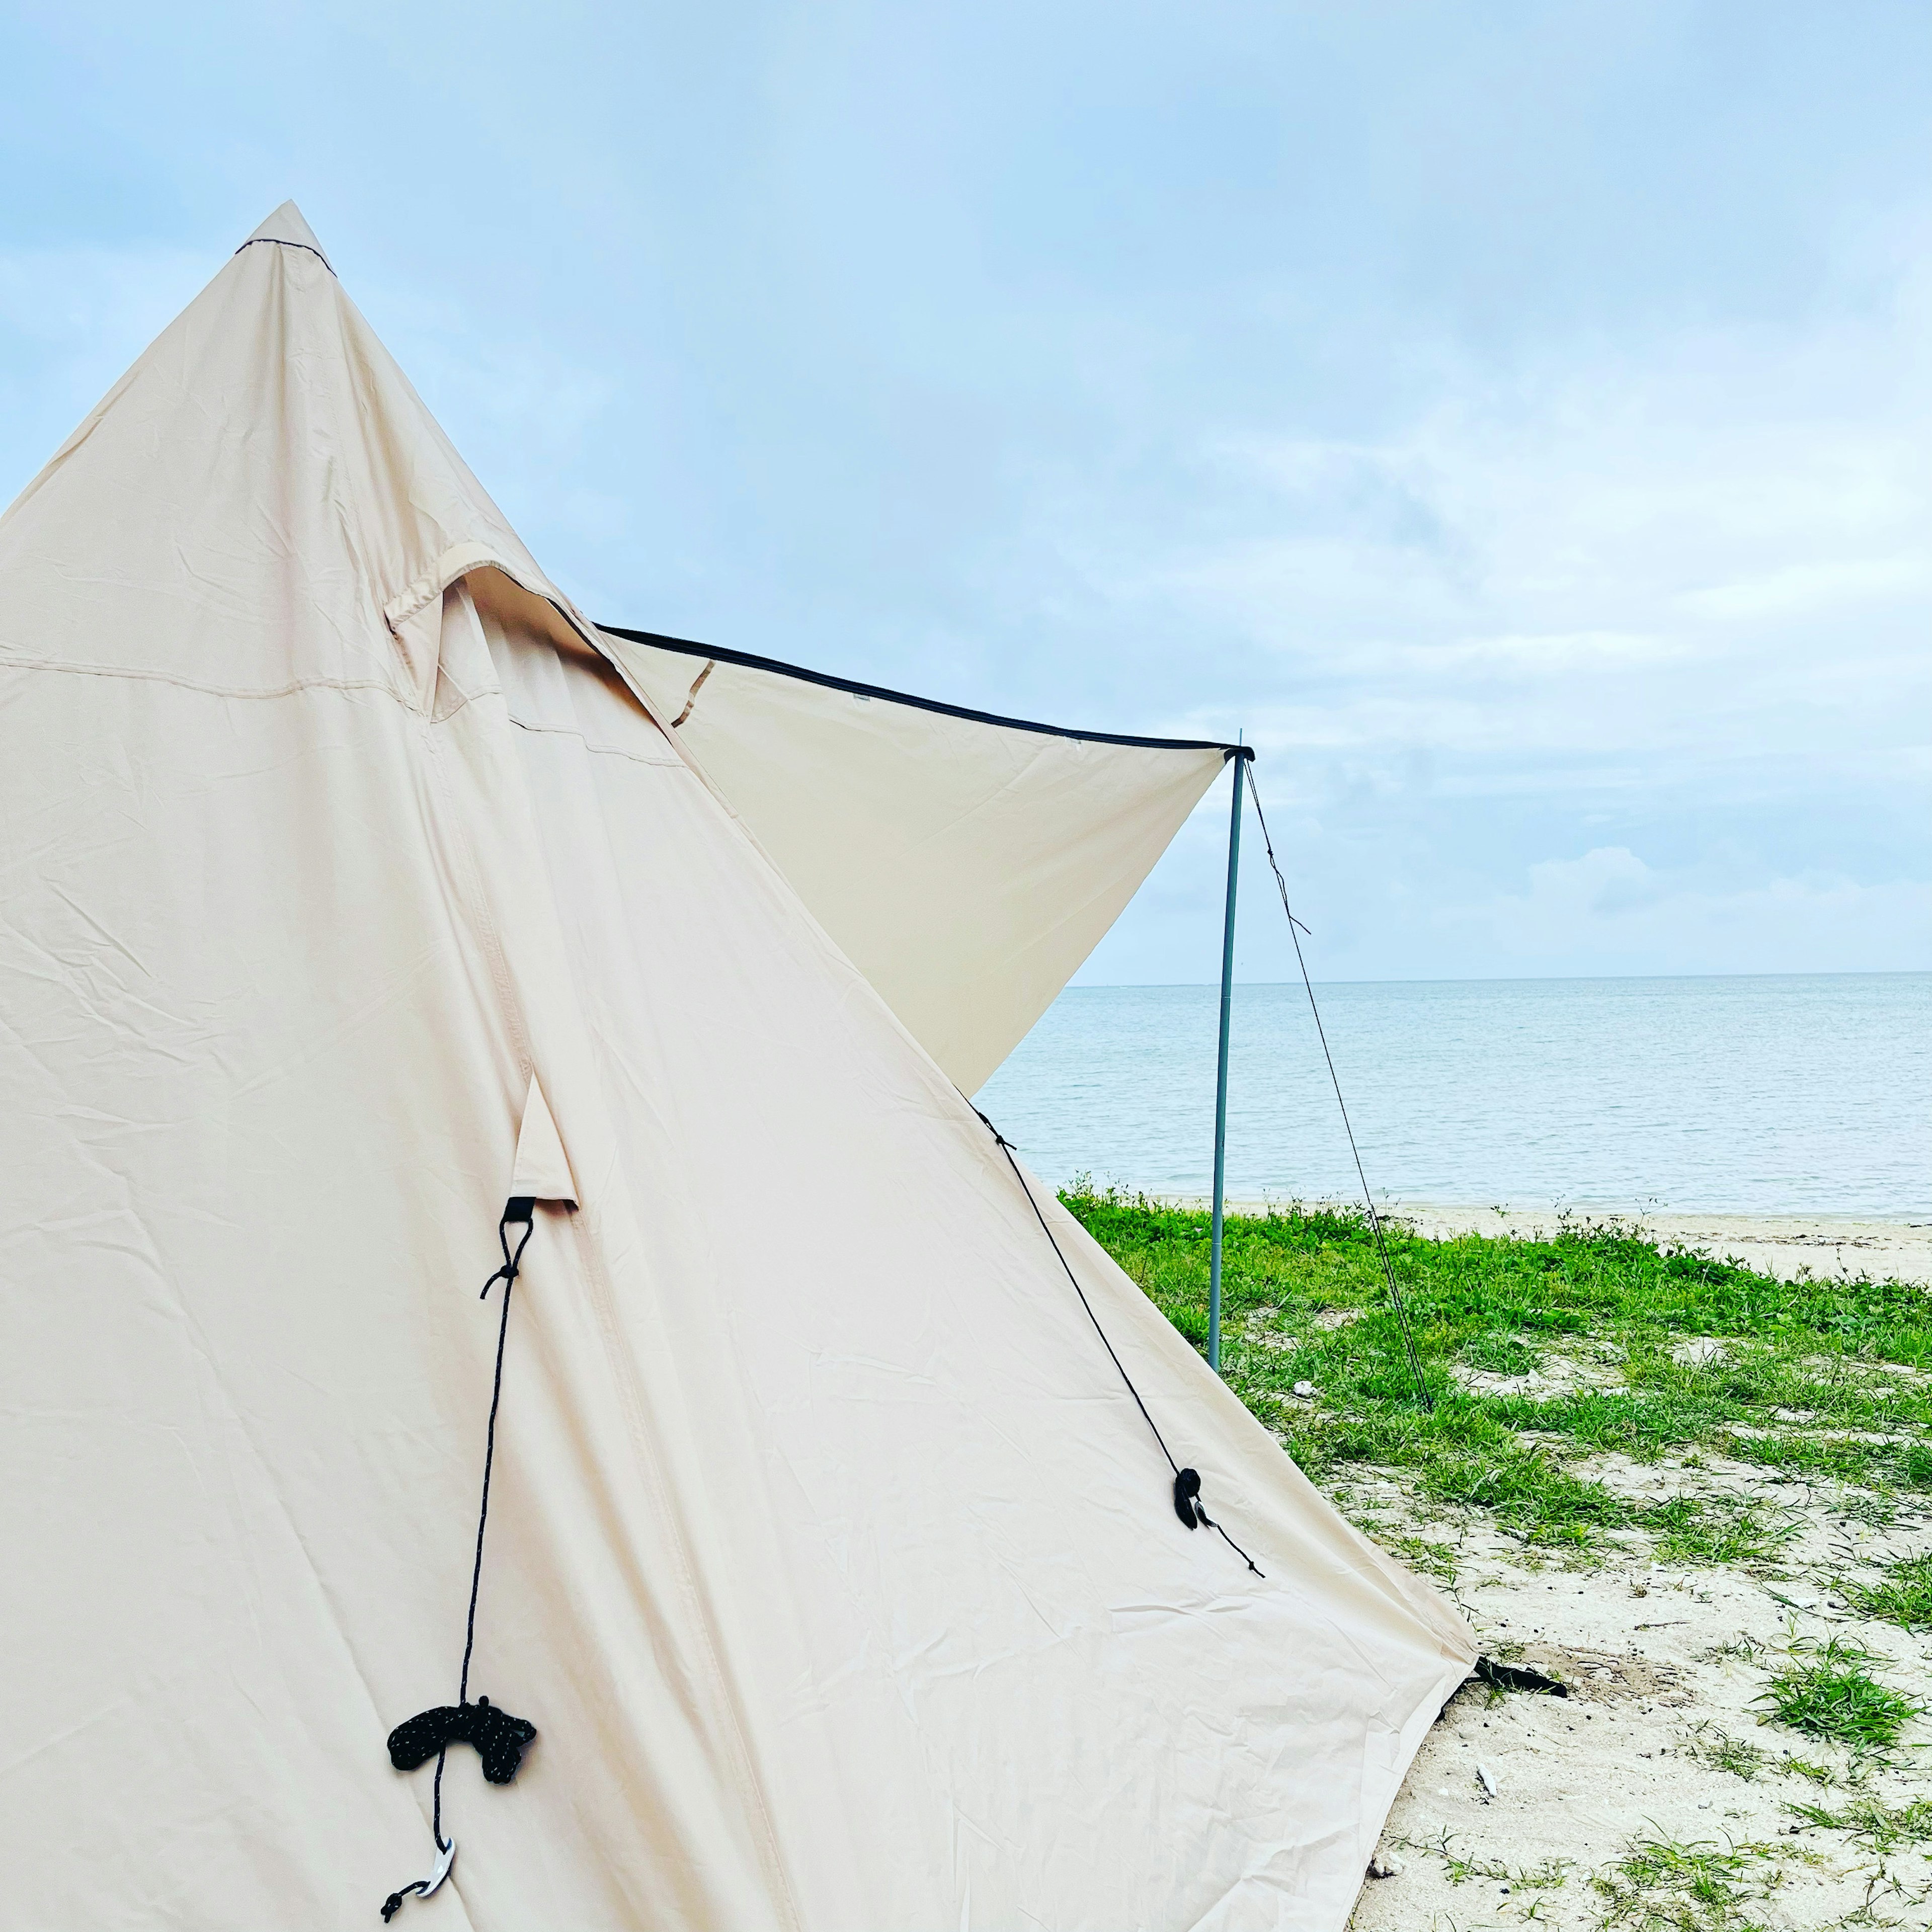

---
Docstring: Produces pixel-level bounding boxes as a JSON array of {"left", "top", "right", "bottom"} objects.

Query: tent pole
[{"left": 1209, "top": 746, "right": 1244, "bottom": 1375}]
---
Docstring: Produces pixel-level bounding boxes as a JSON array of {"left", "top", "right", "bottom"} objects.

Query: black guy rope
[
  {"left": 975, "top": 1109, "right": 1262, "bottom": 1578},
  {"left": 1241, "top": 761, "right": 1433, "bottom": 1414},
  {"left": 378, "top": 1201, "right": 540, "bottom": 1922}
]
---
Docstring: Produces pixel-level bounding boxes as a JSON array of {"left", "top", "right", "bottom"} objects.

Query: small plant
[
  {"left": 1832, "top": 1490, "right": 1899, "bottom": 1530},
  {"left": 1688, "top": 1726, "right": 1769, "bottom": 1782},
  {"left": 1591, "top": 1833, "right": 1787, "bottom": 1930},
  {"left": 1510, "top": 1858, "right": 1572, "bottom": 1891},
  {"left": 1459, "top": 1331, "right": 1542, "bottom": 1376},
  {"left": 1784, "top": 1795, "right": 1932, "bottom": 1854},
  {"left": 1442, "top": 1847, "right": 1511, "bottom": 1885},
  {"left": 1839, "top": 1553, "right": 1932, "bottom": 1633},
  {"left": 1755, "top": 1644, "right": 1923, "bottom": 1749},
  {"left": 1384, "top": 1533, "right": 1459, "bottom": 1585},
  {"left": 1643, "top": 1495, "right": 1799, "bottom": 1567},
  {"left": 1399, "top": 1832, "right": 1569, "bottom": 1891}
]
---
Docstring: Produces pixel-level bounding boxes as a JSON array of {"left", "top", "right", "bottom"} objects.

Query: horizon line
[{"left": 1065, "top": 967, "right": 1928, "bottom": 991}]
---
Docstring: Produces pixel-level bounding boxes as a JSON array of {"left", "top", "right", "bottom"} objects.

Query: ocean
[{"left": 972, "top": 973, "right": 1931, "bottom": 1220}]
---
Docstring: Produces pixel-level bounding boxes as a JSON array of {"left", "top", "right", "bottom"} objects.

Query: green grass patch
[
  {"left": 1458, "top": 1330, "right": 1544, "bottom": 1376},
  {"left": 1065, "top": 1185, "right": 1931, "bottom": 1559},
  {"left": 1840, "top": 1553, "right": 1932, "bottom": 1633},
  {"left": 1642, "top": 1496, "right": 1800, "bottom": 1568},
  {"left": 1754, "top": 1643, "right": 1923, "bottom": 1750}
]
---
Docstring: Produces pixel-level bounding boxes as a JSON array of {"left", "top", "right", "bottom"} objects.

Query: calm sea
[{"left": 973, "top": 974, "right": 1931, "bottom": 1220}]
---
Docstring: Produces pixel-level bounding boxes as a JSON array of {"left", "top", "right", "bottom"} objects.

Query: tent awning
[{"left": 602, "top": 627, "right": 1238, "bottom": 1092}]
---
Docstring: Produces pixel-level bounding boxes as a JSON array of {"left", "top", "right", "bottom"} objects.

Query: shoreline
[
  {"left": 1150, "top": 1195, "right": 1932, "bottom": 1286},
  {"left": 1398, "top": 1203, "right": 1932, "bottom": 1289}
]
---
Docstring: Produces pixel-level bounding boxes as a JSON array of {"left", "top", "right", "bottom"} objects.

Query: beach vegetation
[
  {"left": 1839, "top": 1554, "right": 1932, "bottom": 1634},
  {"left": 1782, "top": 1794, "right": 1932, "bottom": 1854},
  {"left": 1399, "top": 1829, "right": 1571, "bottom": 1890},
  {"left": 1643, "top": 1496, "right": 1799, "bottom": 1568},
  {"left": 1066, "top": 1187, "right": 1931, "bottom": 1562},
  {"left": 1457, "top": 1330, "right": 1543, "bottom": 1376},
  {"left": 1753, "top": 1643, "right": 1922, "bottom": 1750},
  {"left": 1687, "top": 1727, "right": 1770, "bottom": 1782},
  {"left": 1589, "top": 1831, "right": 1806, "bottom": 1930}
]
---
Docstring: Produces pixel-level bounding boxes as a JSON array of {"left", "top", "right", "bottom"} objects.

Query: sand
[{"left": 1344, "top": 1453, "right": 1932, "bottom": 1929}]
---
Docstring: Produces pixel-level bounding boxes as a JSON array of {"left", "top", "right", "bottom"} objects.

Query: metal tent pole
[{"left": 1209, "top": 745, "right": 1245, "bottom": 1374}]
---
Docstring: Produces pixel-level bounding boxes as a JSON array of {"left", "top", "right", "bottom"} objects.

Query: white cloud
[{"left": 1074, "top": 240, "right": 1930, "bottom": 982}]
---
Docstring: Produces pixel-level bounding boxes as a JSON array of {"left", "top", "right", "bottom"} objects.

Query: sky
[{"left": 1, "top": 2, "right": 1926, "bottom": 986}]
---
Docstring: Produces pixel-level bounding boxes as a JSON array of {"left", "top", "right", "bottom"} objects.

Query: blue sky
[{"left": 2, "top": 2, "right": 1926, "bottom": 984}]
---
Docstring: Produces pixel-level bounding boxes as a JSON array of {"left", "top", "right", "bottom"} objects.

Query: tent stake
[{"left": 1209, "top": 745, "right": 1246, "bottom": 1374}]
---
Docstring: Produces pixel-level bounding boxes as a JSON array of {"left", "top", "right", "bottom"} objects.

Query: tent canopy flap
[{"left": 601, "top": 628, "right": 1235, "bottom": 1092}]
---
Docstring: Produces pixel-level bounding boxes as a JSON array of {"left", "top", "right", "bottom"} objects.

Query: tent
[{"left": 0, "top": 204, "right": 1475, "bottom": 1931}]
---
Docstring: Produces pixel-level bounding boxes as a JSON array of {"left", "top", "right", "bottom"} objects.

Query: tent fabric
[
  {"left": 0, "top": 204, "right": 1475, "bottom": 1931},
  {"left": 601, "top": 631, "right": 1233, "bottom": 1095}
]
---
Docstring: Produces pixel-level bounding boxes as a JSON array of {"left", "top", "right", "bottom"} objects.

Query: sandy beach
[
  {"left": 1349, "top": 1446, "right": 1932, "bottom": 1930},
  {"left": 1199, "top": 1200, "right": 1932, "bottom": 1288}
]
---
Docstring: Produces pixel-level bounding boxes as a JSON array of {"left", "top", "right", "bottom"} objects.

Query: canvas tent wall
[{"left": 0, "top": 204, "right": 1475, "bottom": 1931}]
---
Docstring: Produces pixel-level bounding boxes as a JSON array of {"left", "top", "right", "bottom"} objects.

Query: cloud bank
[{"left": 0, "top": 1, "right": 1923, "bottom": 982}]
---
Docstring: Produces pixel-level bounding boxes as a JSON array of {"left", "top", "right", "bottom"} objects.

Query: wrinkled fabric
[{"left": 0, "top": 204, "right": 1475, "bottom": 1932}]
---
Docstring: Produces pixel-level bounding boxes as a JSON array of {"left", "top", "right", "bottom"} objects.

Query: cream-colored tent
[{"left": 1, "top": 205, "right": 1474, "bottom": 1931}]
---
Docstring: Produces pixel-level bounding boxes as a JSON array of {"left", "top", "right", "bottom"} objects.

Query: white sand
[{"left": 1346, "top": 1456, "right": 1932, "bottom": 1927}]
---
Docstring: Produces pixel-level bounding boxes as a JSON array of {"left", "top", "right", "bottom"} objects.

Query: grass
[
  {"left": 1399, "top": 1830, "right": 1572, "bottom": 1890},
  {"left": 1590, "top": 1833, "right": 1804, "bottom": 1931},
  {"left": 1645, "top": 1496, "right": 1800, "bottom": 1568},
  {"left": 1065, "top": 1185, "right": 1932, "bottom": 1558},
  {"left": 1753, "top": 1642, "right": 1923, "bottom": 1750},
  {"left": 1784, "top": 1795, "right": 1932, "bottom": 1854},
  {"left": 1687, "top": 1727, "right": 1771, "bottom": 1782},
  {"left": 1840, "top": 1553, "right": 1932, "bottom": 1634}
]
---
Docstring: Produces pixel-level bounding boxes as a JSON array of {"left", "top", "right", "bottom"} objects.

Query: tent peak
[{"left": 236, "top": 201, "right": 333, "bottom": 274}]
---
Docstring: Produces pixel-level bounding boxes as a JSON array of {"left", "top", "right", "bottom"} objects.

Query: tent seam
[
  {"left": 0, "top": 650, "right": 412, "bottom": 707},
  {"left": 504, "top": 710, "right": 686, "bottom": 770}
]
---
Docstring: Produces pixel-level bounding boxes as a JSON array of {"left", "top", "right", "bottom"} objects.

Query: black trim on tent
[{"left": 598, "top": 623, "right": 1254, "bottom": 758}]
